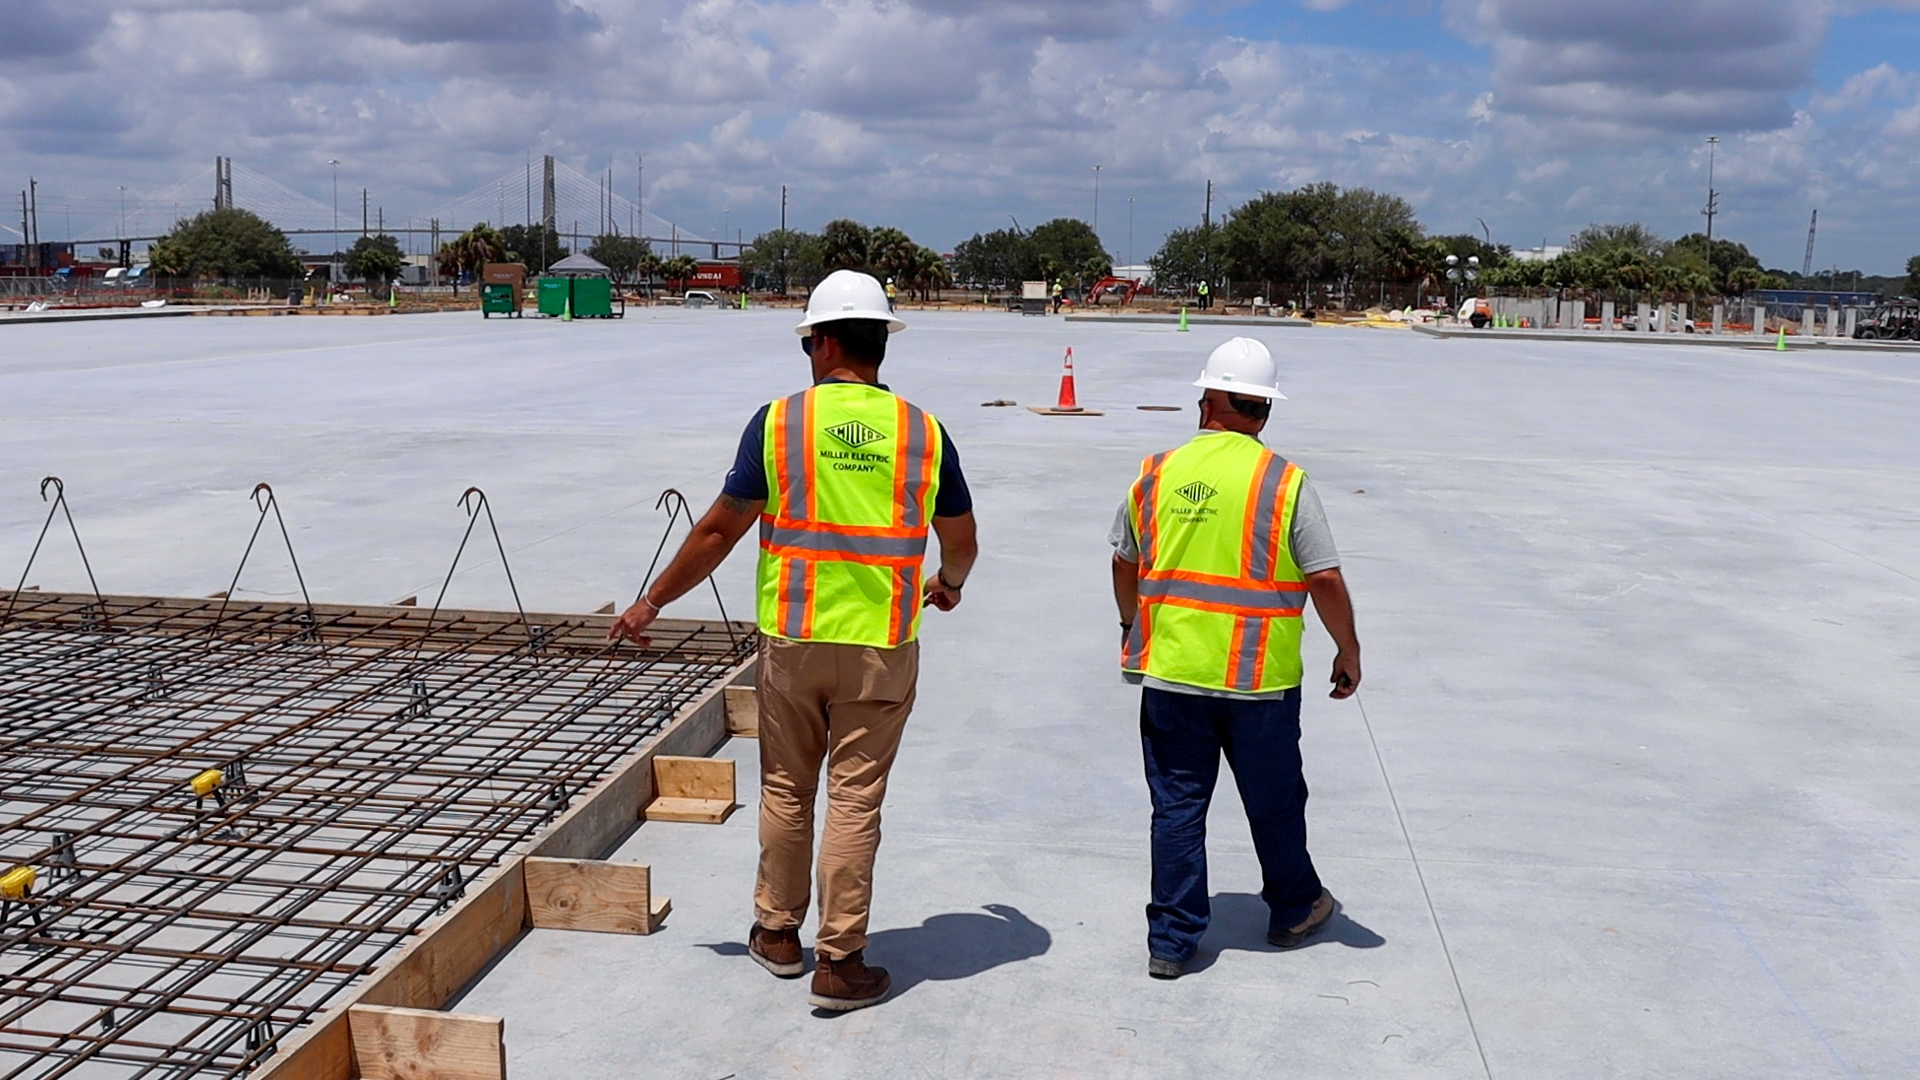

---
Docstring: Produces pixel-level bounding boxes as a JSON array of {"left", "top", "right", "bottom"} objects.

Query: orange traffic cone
[
  {"left": 1055, "top": 347, "right": 1080, "bottom": 410},
  {"left": 1028, "top": 346, "right": 1104, "bottom": 416}
]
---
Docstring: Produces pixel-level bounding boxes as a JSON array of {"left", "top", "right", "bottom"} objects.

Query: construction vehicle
[
  {"left": 1085, "top": 275, "right": 1147, "bottom": 307},
  {"left": 1853, "top": 298, "right": 1920, "bottom": 340}
]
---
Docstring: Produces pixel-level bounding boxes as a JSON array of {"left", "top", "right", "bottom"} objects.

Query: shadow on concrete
[
  {"left": 700, "top": 905, "right": 1050, "bottom": 1012},
  {"left": 1186, "top": 892, "right": 1384, "bottom": 972},
  {"left": 865, "top": 904, "right": 1051, "bottom": 998}
]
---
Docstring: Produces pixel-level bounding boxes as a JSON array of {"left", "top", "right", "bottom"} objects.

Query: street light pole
[
  {"left": 328, "top": 159, "right": 340, "bottom": 279},
  {"left": 1092, "top": 164, "right": 1101, "bottom": 235}
]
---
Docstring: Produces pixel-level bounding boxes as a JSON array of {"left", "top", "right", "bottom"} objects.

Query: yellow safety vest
[
  {"left": 1123, "top": 431, "right": 1308, "bottom": 693},
  {"left": 758, "top": 382, "right": 943, "bottom": 648}
]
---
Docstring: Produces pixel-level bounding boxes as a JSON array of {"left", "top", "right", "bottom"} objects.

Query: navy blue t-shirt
[{"left": 722, "top": 381, "right": 973, "bottom": 517}]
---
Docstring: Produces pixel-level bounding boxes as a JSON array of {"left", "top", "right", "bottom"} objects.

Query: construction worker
[
  {"left": 1196, "top": 279, "right": 1212, "bottom": 310},
  {"left": 884, "top": 277, "right": 897, "bottom": 311},
  {"left": 1051, "top": 278, "right": 1065, "bottom": 313},
  {"left": 610, "top": 269, "right": 978, "bottom": 1012},
  {"left": 1108, "top": 337, "right": 1360, "bottom": 979}
]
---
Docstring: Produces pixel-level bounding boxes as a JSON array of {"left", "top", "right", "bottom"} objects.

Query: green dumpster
[
  {"left": 480, "top": 282, "right": 520, "bottom": 318},
  {"left": 537, "top": 277, "right": 570, "bottom": 317},
  {"left": 571, "top": 277, "right": 613, "bottom": 318}
]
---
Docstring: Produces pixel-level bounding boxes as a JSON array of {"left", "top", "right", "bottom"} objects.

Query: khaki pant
[{"left": 754, "top": 636, "right": 917, "bottom": 958}]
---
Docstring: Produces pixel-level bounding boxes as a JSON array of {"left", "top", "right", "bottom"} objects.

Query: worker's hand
[
  {"left": 922, "top": 573, "right": 962, "bottom": 612},
  {"left": 1329, "top": 651, "right": 1361, "bottom": 700},
  {"left": 607, "top": 598, "right": 659, "bottom": 646}
]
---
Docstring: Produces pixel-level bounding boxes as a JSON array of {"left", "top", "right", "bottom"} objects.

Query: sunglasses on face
[{"left": 802, "top": 335, "right": 818, "bottom": 356}]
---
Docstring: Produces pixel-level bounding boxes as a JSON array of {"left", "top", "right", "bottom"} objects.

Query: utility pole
[
  {"left": 1701, "top": 136, "right": 1719, "bottom": 245},
  {"left": 19, "top": 190, "right": 29, "bottom": 272},
  {"left": 1203, "top": 179, "right": 1212, "bottom": 229},
  {"left": 118, "top": 185, "right": 127, "bottom": 240},
  {"left": 28, "top": 177, "right": 38, "bottom": 271},
  {"left": 780, "top": 184, "right": 787, "bottom": 233},
  {"left": 1801, "top": 209, "right": 1818, "bottom": 279},
  {"left": 361, "top": 188, "right": 368, "bottom": 237},
  {"left": 637, "top": 154, "right": 644, "bottom": 242},
  {"left": 1128, "top": 195, "right": 1134, "bottom": 267}
]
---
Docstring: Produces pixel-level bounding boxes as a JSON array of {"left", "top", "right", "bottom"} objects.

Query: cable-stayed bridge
[{"left": 26, "top": 156, "right": 727, "bottom": 258}]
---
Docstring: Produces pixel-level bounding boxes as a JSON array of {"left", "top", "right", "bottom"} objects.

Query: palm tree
[
  {"left": 905, "top": 246, "right": 951, "bottom": 301},
  {"left": 661, "top": 254, "right": 699, "bottom": 288},
  {"left": 868, "top": 227, "right": 917, "bottom": 285},
  {"left": 439, "top": 224, "right": 503, "bottom": 293},
  {"left": 820, "top": 220, "right": 871, "bottom": 272}
]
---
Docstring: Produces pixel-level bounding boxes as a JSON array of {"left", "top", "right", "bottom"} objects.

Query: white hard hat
[
  {"left": 1193, "top": 337, "right": 1287, "bottom": 400},
  {"left": 795, "top": 269, "right": 906, "bottom": 335}
]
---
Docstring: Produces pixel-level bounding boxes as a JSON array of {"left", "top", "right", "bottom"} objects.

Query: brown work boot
[
  {"left": 807, "top": 949, "right": 891, "bottom": 1011},
  {"left": 1268, "top": 889, "right": 1338, "bottom": 949},
  {"left": 748, "top": 925, "right": 804, "bottom": 978}
]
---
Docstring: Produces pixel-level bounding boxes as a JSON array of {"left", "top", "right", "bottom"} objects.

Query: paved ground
[{"left": 3, "top": 309, "right": 1916, "bottom": 1078}]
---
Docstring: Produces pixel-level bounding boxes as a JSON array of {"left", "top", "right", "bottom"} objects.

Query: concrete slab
[{"left": 3, "top": 310, "right": 1917, "bottom": 1078}]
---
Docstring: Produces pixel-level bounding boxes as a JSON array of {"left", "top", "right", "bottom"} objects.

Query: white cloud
[{"left": 2, "top": 0, "right": 1919, "bottom": 272}]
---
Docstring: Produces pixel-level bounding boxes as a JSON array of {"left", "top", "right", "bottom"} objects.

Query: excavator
[{"left": 1084, "top": 275, "right": 1148, "bottom": 306}]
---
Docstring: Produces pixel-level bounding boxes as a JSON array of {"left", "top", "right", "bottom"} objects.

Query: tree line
[
  {"left": 1146, "top": 182, "right": 1916, "bottom": 302},
  {"left": 129, "top": 200, "right": 1920, "bottom": 304}
]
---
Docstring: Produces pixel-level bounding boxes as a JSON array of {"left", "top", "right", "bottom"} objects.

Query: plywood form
[
  {"left": 348, "top": 1005, "right": 506, "bottom": 1080},
  {"left": 525, "top": 858, "right": 669, "bottom": 935},
  {"left": 644, "top": 756, "right": 738, "bottom": 824}
]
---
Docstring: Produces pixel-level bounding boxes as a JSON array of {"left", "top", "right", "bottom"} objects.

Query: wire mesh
[{"left": 0, "top": 591, "right": 753, "bottom": 1079}]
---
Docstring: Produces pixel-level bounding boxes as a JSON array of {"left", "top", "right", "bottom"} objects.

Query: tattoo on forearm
[{"left": 719, "top": 495, "right": 753, "bottom": 514}]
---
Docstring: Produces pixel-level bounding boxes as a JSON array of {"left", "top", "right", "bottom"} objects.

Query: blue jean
[{"left": 1140, "top": 685, "right": 1321, "bottom": 962}]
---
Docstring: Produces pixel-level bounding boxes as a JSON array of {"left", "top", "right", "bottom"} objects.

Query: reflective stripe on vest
[
  {"left": 1122, "top": 432, "right": 1307, "bottom": 693},
  {"left": 757, "top": 384, "right": 941, "bottom": 648}
]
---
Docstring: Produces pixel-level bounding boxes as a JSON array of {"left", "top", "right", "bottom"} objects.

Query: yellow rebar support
[
  {"left": 0, "top": 865, "right": 36, "bottom": 901},
  {"left": 190, "top": 768, "right": 224, "bottom": 799}
]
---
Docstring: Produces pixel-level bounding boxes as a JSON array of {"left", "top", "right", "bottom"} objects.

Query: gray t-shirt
[{"left": 1109, "top": 451, "right": 1339, "bottom": 701}]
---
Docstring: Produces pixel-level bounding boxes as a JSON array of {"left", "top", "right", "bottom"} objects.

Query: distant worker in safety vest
[
  {"left": 1051, "top": 279, "right": 1065, "bottom": 313},
  {"left": 611, "top": 269, "right": 978, "bottom": 1012},
  {"left": 1196, "top": 279, "right": 1212, "bottom": 310},
  {"left": 884, "top": 277, "right": 897, "bottom": 311},
  {"left": 1108, "top": 337, "right": 1360, "bottom": 980}
]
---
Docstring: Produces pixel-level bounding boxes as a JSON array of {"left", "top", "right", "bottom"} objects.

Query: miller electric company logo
[
  {"left": 1173, "top": 481, "right": 1217, "bottom": 505},
  {"left": 824, "top": 421, "right": 887, "bottom": 449}
]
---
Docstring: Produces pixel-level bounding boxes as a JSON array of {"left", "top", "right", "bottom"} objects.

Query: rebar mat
[{"left": 0, "top": 591, "right": 753, "bottom": 1079}]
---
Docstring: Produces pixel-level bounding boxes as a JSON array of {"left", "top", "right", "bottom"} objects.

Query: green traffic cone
[
  {"left": 388, "top": 287, "right": 397, "bottom": 309},
  {"left": 1775, "top": 326, "right": 1786, "bottom": 351},
  {"left": 1178, "top": 307, "right": 1189, "bottom": 332},
  {"left": 562, "top": 292, "right": 573, "bottom": 322}
]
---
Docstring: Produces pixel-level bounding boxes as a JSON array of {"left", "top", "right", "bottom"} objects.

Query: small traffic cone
[
  {"left": 1027, "top": 346, "right": 1103, "bottom": 415},
  {"left": 1775, "top": 326, "right": 1787, "bottom": 351},
  {"left": 388, "top": 287, "right": 397, "bottom": 309},
  {"left": 1178, "top": 307, "right": 1189, "bottom": 332},
  {"left": 562, "top": 292, "right": 573, "bottom": 322},
  {"left": 1055, "top": 347, "right": 1080, "bottom": 410}
]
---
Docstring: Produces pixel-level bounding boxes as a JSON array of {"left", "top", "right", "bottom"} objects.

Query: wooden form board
[
  {"left": 725, "top": 685, "right": 758, "bottom": 737},
  {"left": 348, "top": 1005, "right": 505, "bottom": 1080},
  {"left": 643, "top": 756, "right": 738, "bottom": 824},
  {"left": 256, "top": 651, "right": 755, "bottom": 1080},
  {"left": 525, "top": 858, "right": 668, "bottom": 935}
]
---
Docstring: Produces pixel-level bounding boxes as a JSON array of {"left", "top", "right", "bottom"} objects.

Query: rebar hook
[
  {"left": 634, "top": 487, "right": 737, "bottom": 648},
  {"left": 210, "top": 483, "right": 317, "bottom": 645},
  {"left": 5, "top": 476, "right": 107, "bottom": 627},
  {"left": 420, "top": 487, "right": 536, "bottom": 657}
]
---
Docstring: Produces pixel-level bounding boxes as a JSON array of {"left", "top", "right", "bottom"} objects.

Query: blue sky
[{"left": 4, "top": 0, "right": 1920, "bottom": 274}]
